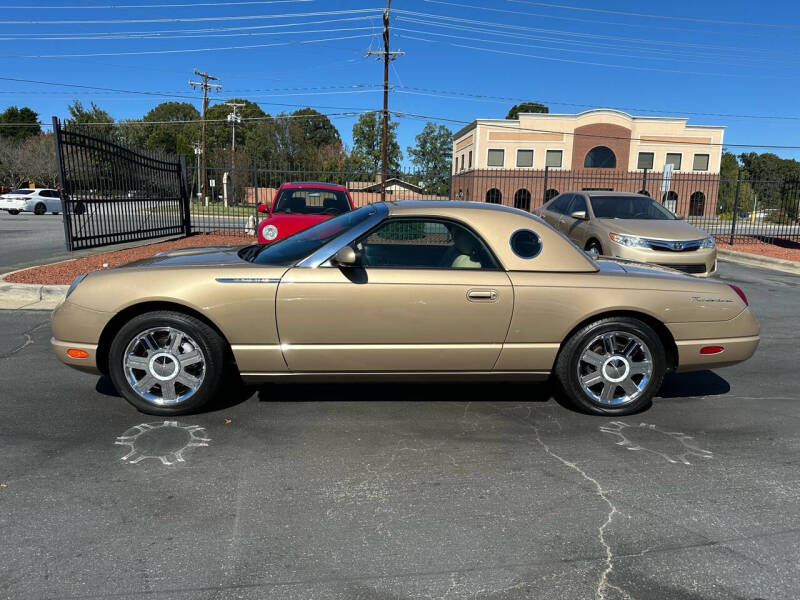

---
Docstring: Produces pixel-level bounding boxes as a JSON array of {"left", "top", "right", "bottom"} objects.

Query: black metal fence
[
  {"left": 53, "top": 118, "right": 189, "bottom": 251},
  {"left": 52, "top": 120, "right": 799, "bottom": 249}
]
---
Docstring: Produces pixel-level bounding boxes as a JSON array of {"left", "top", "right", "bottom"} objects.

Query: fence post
[
  {"left": 179, "top": 154, "right": 191, "bottom": 237},
  {"left": 543, "top": 165, "right": 549, "bottom": 201},
  {"left": 642, "top": 168, "right": 648, "bottom": 192},
  {"left": 729, "top": 169, "right": 742, "bottom": 245},
  {"left": 52, "top": 116, "right": 74, "bottom": 251}
]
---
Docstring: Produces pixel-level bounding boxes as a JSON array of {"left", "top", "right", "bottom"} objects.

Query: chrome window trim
[
  {"left": 216, "top": 277, "right": 281, "bottom": 284},
  {"left": 297, "top": 204, "right": 387, "bottom": 268},
  {"left": 510, "top": 228, "right": 543, "bottom": 259}
]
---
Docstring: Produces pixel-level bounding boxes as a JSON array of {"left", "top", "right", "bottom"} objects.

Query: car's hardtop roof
[
  {"left": 385, "top": 200, "right": 530, "bottom": 216},
  {"left": 279, "top": 181, "right": 348, "bottom": 190},
  {"left": 575, "top": 191, "right": 651, "bottom": 198}
]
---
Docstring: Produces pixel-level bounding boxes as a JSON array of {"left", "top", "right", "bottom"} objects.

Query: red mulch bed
[
  {"left": 4, "top": 233, "right": 249, "bottom": 286},
  {"left": 714, "top": 236, "right": 800, "bottom": 263}
]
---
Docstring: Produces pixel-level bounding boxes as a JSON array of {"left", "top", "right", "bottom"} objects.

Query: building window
[
  {"left": 460, "top": 154, "right": 465, "bottom": 171},
  {"left": 545, "top": 150, "right": 562, "bottom": 168},
  {"left": 584, "top": 146, "right": 617, "bottom": 168},
  {"left": 692, "top": 154, "right": 710, "bottom": 171},
  {"left": 514, "top": 188, "right": 531, "bottom": 211},
  {"left": 665, "top": 153, "right": 682, "bottom": 171},
  {"left": 689, "top": 191, "right": 706, "bottom": 216},
  {"left": 637, "top": 152, "right": 654, "bottom": 170},
  {"left": 487, "top": 149, "right": 505, "bottom": 167},
  {"left": 516, "top": 149, "right": 534, "bottom": 168},
  {"left": 486, "top": 188, "right": 502, "bottom": 204},
  {"left": 468, "top": 150, "right": 472, "bottom": 169}
]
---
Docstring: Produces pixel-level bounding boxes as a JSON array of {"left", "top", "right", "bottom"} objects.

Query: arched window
[
  {"left": 661, "top": 190, "right": 678, "bottom": 213},
  {"left": 486, "top": 188, "right": 502, "bottom": 204},
  {"left": 544, "top": 188, "right": 559, "bottom": 202},
  {"left": 689, "top": 191, "right": 706, "bottom": 217},
  {"left": 514, "top": 188, "right": 531, "bottom": 211},
  {"left": 584, "top": 146, "right": 617, "bottom": 168}
]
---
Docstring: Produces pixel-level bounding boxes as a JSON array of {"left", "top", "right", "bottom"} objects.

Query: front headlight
[
  {"left": 701, "top": 235, "right": 715, "bottom": 248},
  {"left": 609, "top": 232, "right": 648, "bottom": 248},
  {"left": 262, "top": 224, "right": 278, "bottom": 241},
  {"left": 66, "top": 273, "right": 87, "bottom": 298}
]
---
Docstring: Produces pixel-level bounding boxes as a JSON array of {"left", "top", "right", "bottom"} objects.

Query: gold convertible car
[{"left": 51, "top": 201, "right": 759, "bottom": 416}]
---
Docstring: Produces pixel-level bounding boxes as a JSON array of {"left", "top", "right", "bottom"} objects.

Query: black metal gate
[{"left": 53, "top": 117, "right": 190, "bottom": 251}]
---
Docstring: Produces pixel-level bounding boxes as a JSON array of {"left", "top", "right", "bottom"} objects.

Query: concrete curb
[
  {"left": 0, "top": 281, "right": 68, "bottom": 310},
  {"left": 718, "top": 248, "right": 800, "bottom": 276}
]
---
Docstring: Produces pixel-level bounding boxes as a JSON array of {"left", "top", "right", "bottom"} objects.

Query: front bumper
[
  {"left": 608, "top": 244, "right": 717, "bottom": 277},
  {"left": 51, "top": 338, "right": 101, "bottom": 374}
]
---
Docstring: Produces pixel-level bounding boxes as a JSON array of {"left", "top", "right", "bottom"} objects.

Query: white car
[{"left": 0, "top": 188, "right": 62, "bottom": 215}]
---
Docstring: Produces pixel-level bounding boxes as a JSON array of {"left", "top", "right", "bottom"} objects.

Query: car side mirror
[
  {"left": 570, "top": 210, "right": 587, "bottom": 220},
  {"left": 331, "top": 246, "right": 359, "bottom": 267},
  {"left": 257, "top": 203, "right": 269, "bottom": 214}
]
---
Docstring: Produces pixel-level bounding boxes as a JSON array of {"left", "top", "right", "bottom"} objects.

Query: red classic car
[{"left": 257, "top": 182, "right": 354, "bottom": 244}]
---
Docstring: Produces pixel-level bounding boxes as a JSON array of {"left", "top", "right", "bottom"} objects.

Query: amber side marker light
[
  {"left": 67, "top": 349, "right": 89, "bottom": 359},
  {"left": 700, "top": 346, "right": 724, "bottom": 355}
]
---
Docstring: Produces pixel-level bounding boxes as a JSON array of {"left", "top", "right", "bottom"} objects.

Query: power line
[
  {"left": 14, "top": 33, "right": 376, "bottom": 58},
  {"left": 1, "top": 0, "right": 312, "bottom": 8},
  {"left": 508, "top": 0, "right": 800, "bottom": 29},
  {"left": 2, "top": 7, "right": 380, "bottom": 25},
  {"left": 421, "top": 0, "right": 772, "bottom": 38}
]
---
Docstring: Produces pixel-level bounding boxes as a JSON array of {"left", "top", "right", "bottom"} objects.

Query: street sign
[
  {"left": 209, "top": 179, "right": 216, "bottom": 188},
  {"left": 661, "top": 164, "right": 674, "bottom": 192}
]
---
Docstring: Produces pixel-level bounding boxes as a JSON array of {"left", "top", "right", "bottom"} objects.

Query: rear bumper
[{"left": 674, "top": 335, "right": 760, "bottom": 371}]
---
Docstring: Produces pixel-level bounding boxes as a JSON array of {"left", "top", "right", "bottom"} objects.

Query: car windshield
[
  {"left": 10, "top": 189, "right": 34, "bottom": 195},
  {"left": 590, "top": 195, "right": 676, "bottom": 220},
  {"left": 241, "top": 205, "right": 376, "bottom": 265},
  {"left": 272, "top": 187, "right": 351, "bottom": 215}
]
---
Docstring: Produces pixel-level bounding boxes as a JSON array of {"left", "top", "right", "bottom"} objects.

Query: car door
[
  {"left": 44, "top": 190, "right": 62, "bottom": 212},
  {"left": 276, "top": 218, "right": 514, "bottom": 372},
  {"left": 543, "top": 194, "right": 571, "bottom": 228},
  {"left": 557, "top": 194, "right": 588, "bottom": 240}
]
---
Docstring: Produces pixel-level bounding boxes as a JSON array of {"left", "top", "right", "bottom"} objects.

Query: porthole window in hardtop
[{"left": 510, "top": 229, "right": 542, "bottom": 259}]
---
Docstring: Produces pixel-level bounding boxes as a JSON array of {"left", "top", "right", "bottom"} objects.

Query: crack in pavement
[
  {"left": 496, "top": 404, "right": 631, "bottom": 600},
  {"left": 0, "top": 321, "right": 48, "bottom": 360}
]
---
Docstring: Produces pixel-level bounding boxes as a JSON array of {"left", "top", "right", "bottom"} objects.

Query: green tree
[
  {"left": 132, "top": 102, "right": 200, "bottom": 156},
  {"left": 66, "top": 100, "right": 114, "bottom": 138},
  {"left": 738, "top": 151, "right": 800, "bottom": 219},
  {"left": 205, "top": 99, "right": 267, "bottom": 161},
  {"left": 0, "top": 106, "right": 41, "bottom": 140},
  {"left": 350, "top": 111, "right": 401, "bottom": 177},
  {"left": 407, "top": 122, "right": 452, "bottom": 196},
  {"left": 506, "top": 102, "right": 549, "bottom": 120}
]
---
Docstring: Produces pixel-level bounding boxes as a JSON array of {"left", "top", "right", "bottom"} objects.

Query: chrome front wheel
[
  {"left": 109, "top": 311, "right": 226, "bottom": 415},
  {"left": 123, "top": 327, "right": 206, "bottom": 406}
]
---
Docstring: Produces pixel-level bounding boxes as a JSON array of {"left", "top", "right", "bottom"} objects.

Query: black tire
[
  {"left": 7, "top": 209, "right": 19, "bottom": 215},
  {"left": 585, "top": 239, "right": 603, "bottom": 257},
  {"left": 554, "top": 317, "right": 666, "bottom": 416},
  {"left": 108, "top": 311, "right": 227, "bottom": 415},
  {"left": 34, "top": 202, "right": 46, "bottom": 215}
]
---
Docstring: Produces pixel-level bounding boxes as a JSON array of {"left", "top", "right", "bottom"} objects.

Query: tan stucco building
[{"left": 452, "top": 109, "right": 725, "bottom": 217}]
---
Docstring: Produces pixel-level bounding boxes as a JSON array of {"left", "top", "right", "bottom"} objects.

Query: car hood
[
  {"left": 595, "top": 218, "right": 706, "bottom": 241},
  {"left": 121, "top": 246, "right": 247, "bottom": 268}
]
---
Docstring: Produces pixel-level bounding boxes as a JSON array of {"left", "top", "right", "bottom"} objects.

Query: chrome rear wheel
[{"left": 577, "top": 331, "right": 653, "bottom": 406}]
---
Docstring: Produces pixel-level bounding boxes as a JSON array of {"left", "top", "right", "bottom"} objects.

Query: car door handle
[{"left": 467, "top": 289, "right": 497, "bottom": 302}]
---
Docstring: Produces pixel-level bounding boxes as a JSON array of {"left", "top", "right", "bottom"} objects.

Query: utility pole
[
  {"left": 366, "top": 0, "right": 403, "bottom": 202},
  {"left": 189, "top": 69, "right": 221, "bottom": 204},
  {"left": 225, "top": 102, "right": 244, "bottom": 169}
]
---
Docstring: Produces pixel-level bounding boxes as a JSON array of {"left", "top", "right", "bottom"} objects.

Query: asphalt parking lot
[
  {"left": 0, "top": 211, "right": 68, "bottom": 271},
  {"left": 0, "top": 260, "right": 798, "bottom": 600}
]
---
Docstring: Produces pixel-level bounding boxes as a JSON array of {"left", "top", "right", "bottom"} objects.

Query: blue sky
[{"left": 1, "top": 0, "right": 799, "bottom": 165}]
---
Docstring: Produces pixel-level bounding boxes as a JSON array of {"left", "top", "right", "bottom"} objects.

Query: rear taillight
[{"left": 729, "top": 284, "right": 748, "bottom": 306}]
